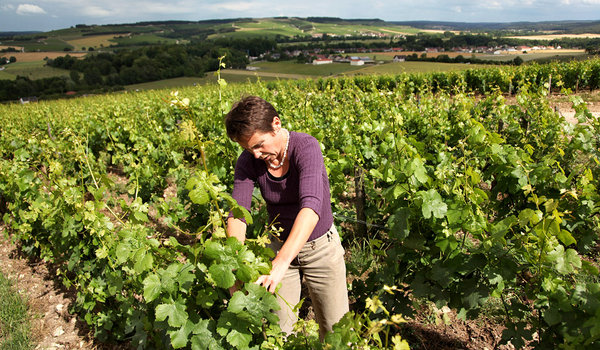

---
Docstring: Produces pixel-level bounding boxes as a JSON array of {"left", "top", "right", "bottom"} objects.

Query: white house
[
  {"left": 313, "top": 58, "right": 333, "bottom": 65},
  {"left": 350, "top": 59, "right": 364, "bottom": 66},
  {"left": 393, "top": 55, "right": 406, "bottom": 62}
]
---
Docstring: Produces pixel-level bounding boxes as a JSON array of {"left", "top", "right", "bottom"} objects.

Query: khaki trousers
[{"left": 268, "top": 225, "right": 350, "bottom": 339}]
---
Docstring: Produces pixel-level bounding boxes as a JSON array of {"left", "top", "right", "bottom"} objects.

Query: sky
[{"left": 1, "top": 0, "right": 600, "bottom": 32}]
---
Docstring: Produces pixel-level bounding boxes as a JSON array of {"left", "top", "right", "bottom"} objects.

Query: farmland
[
  {"left": 1, "top": 59, "right": 599, "bottom": 349},
  {"left": 0, "top": 60, "right": 71, "bottom": 80}
]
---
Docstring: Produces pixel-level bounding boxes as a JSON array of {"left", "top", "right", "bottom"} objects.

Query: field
[
  {"left": 0, "top": 51, "right": 86, "bottom": 63},
  {"left": 208, "top": 18, "right": 423, "bottom": 39},
  {"left": 507, "top": 33, "right": 600, "bottom": 40},
  {"left": 110, "top": 33, "right": 180, "bottom": 46},
  {"left": 352, "top": 61, "right": 490, "bottom": 74},
  {"left": 124, "top": 61, "right": 495, "bottom": 92},
  {"left": 16, "top": 37, "right": 73, "bottom": 51},
  {"left": 0, "top": 60, "right": 71, "bottom": 80},
  {"left": 65, "top": 34, "right": 119, "bottom": 50},
  {"left": 479, "top": 49, "right": 587, "bottom": 62},
  {"left": 243, "top": 60, "right": 490, "bottom": 77},
  {"left": 247, "top": 60, "right": 362, "bottom": 76}
]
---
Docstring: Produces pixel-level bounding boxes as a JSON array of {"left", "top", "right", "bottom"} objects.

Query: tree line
[{"left": 0, "top": 40, "right": 270, "bottom": 102}]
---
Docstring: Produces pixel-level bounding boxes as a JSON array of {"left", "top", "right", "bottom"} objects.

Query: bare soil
[{"left": 0, "top": 226, "right": 128, "bottom": 350}]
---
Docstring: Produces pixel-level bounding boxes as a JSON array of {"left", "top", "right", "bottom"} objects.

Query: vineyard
[{"left": 1, "top": 59, "right": 599, "bottom": 349}]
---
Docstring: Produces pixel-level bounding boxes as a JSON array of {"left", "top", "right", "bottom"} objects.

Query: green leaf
[
  {"left": 546, "top": 246, "right": 581, "bottom": 275},
  {"left": 228, "top": 284, "right": 280, "bottom": 326},
  {"left": 191, "top": 320, "right": 223, "bottom": 350},
  {"left": 518, "top": 208, "right": 542, "bottom": 227},
  {"left": 216, "top": 312, "right": 253, "bottom": 348},
  {"left": 232, "top": 206, "right": 253, "bottom": 225},
  {"left": 409, "top": 158, "right": 429, "bottom": 184},
  {"left": 226, "top": 329, "right": 252, "bottom": 349},
  {"left": 133, "top": 211, "right": 148, "bottom": 223},
  {"left": 557, "top": 229, "right": 576, "bottom": 246},
  {"left": 209, "top": 263, "right": 236, "bottom": 289},
  {"left": 169, "top": 320, "right": 194, "bottom": 349},
  {"left": 235, "top": 264, "right": 254, "bottom": 283},
  {"left": 176, "top": 263, "right": 196, "bottom": 293},
  {"left": 156, "top": 302, "right": 188, "bottom": 328},
  {"left": 189, "top": 187, "right": 209, "bottom": 205},
  {"left": 133, "top": 248, "right": 154, "bottom": 273},
  {"left": 143, "top": 274, "right": 162, "bottom": 302},
  {"left": 191, "top": 319, "right": 223, "bottom": 350},
  {"left": 115, "top": 242, "right": 131, "bottom": 264},
  {"left": 204, "top": 240, "right": 224, "bottom": 261},
  {"left": 196, "top": 288, "right": 218, "bottom": 308},
  {"left": 419, "top": 189, "right": 447, "bottom": 219},
  {"left": 387, "top": 207, "right": 410, "bottom": 240}
]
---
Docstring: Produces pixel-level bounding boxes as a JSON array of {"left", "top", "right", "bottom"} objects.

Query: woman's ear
[{"left": 271, "top": 116, "right": 281, "bottom": 133}]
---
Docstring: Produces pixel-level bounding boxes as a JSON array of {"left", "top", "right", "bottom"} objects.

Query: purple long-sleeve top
[{"left": 231, "top": 131, "right": 334, "bottom": 242}]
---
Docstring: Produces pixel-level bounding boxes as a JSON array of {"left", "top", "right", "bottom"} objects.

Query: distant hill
[
  {"left": 390, "top": 20, "right": 600, "bottom": 33},
  {"left": 3, "top": 17, "right": 600, "bottom": 53},
  {"left": 0, "top": 31, "right": 42, "bottom": 38}
]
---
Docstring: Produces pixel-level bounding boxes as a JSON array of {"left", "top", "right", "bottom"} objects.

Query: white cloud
[
  {"left": 562, "top": 0, "right": 600, "bottom": 3},
  {"left": 81, "top": 6, "right": 111, "bottom": 17},
  {"left": 209, "top": 2, "right": 256, "bottom": 12},
  {"left": 1, "top": 4, "right": 16, "bottom": 11},
  {"left": 16, "top": 4, "right": 47, "bottom": 15}
]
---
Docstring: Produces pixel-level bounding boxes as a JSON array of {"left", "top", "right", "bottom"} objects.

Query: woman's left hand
[{"left": 255, "top": 257, "right": 289, "bottom": 293}]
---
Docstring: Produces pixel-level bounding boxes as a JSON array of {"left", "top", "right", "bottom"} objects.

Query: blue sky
[{"left": 1, "top": 0, "right": 600, "bottom": 32}]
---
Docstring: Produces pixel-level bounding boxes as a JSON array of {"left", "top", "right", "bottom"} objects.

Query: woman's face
[{"left": 237, "top": 117, "right": 283, "bottom": 164}]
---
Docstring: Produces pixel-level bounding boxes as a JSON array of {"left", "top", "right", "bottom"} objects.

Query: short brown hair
[{"left": 224, "top": 96, "right": 278, "bottom": 142}]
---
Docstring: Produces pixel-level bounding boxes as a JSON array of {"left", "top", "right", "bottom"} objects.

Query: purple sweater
[{"left": 231, "top": 131, "right": 334, "bottom": 242}]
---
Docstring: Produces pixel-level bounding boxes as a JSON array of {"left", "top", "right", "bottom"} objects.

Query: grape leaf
[
  {"left": 142, "top": 274, "right": 162, "bottom": 302},
  {"left": 156, "top": 302, "right": 188, "bottom": 328}
]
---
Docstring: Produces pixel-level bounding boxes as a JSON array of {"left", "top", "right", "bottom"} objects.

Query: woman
[{"left": 225, "top": 95, "right": 349, "bottom": 338}]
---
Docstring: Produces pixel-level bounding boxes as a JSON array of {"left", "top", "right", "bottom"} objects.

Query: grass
[
  {"left": 478, "top": 51, "right": 586, "bottom": 62},
  {"left": 0, "top": 271, "right": 33, "bottom": 350},
  {"left": 247, "top": 60, "right": 491, "bottom": 77},
  {"left": 248, "top": 61, "right": 361, "bottom": 76},
  {"left": 0, "top": 61, "right": 70, "bottom": 80},
  {"left": 22, "top": 38, "right": 72, "bottom": 52}
]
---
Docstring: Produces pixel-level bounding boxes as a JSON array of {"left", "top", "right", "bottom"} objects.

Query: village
[{"left": 249, "top": 42, "right": 567, "bottom": 66}]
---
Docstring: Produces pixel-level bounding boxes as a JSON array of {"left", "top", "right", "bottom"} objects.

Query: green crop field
[
  {"left": 21, "top": 37, "right": 73, "bottom": 51},
  {"left": 0, "top": 60, "right": 70, "bottom": 80}
]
